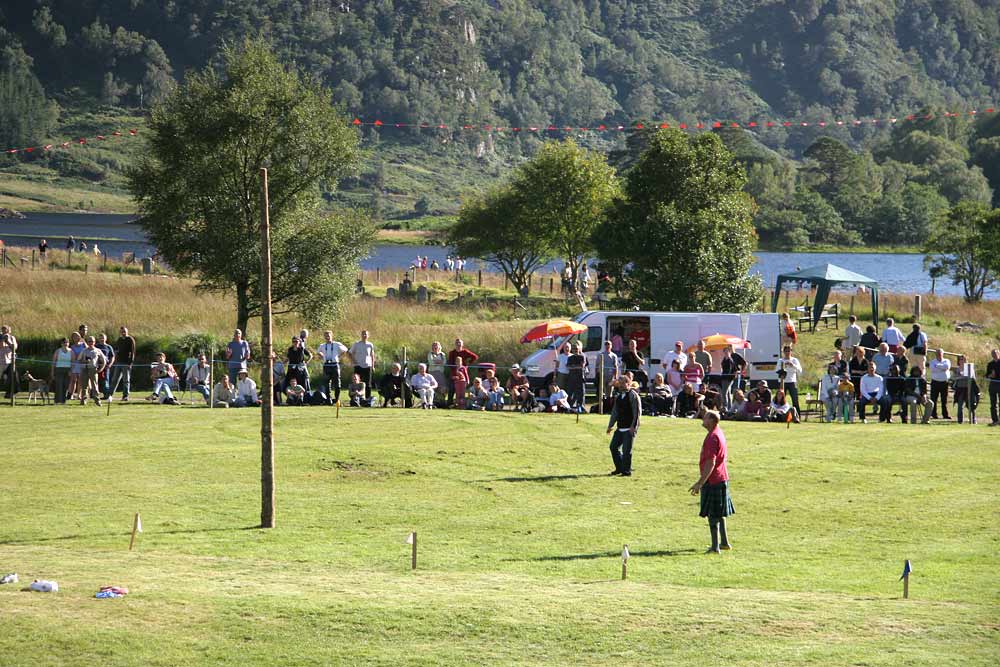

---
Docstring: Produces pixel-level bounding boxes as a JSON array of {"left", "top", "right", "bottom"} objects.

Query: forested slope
[{"left": 1, "top": 1, "right": 998, "bottom": 246}]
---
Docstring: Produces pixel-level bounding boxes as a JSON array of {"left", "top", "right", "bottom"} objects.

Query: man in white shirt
[
  {"left": 317, "top": 330, "right": 348, "bottom": 405},
  {"left": 410, "top": 363, "right": 439, "bottom": 409},
  {"left": 881, "top": 318, "right": 905, "bottom": 354},
  {"left": 662, "top": 341, "right": 688, "bottom": 374},
  {"left": 235, "top": 369, "right": 261, "bottom": 407},
  {"left": 859, "top": 363, "right": 890, "bottom": 423},
  {"left": 843, "top": 315, "right": 862, "bottom": 351},
  {"left": 185, "top": 354, "right": 212, "bottom": 403},
  {"left": 349, "top": 330, "right": 376, "bottom": 402},
  {"left": 776, "top": 345, "right": 803, "bottom": 414},
  {"left": 0, "top": 325, "right": 17, "bottom": 399},
  {"left": 928, "top": 348, "right": 952, "bottom": 419},
  {"left": 819, "top": 364, "right": 841, "bottom": 423}
]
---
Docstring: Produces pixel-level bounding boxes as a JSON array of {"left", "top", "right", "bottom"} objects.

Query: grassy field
[{"left": 0, "top": 406, "right": 996, "bottom": 665}]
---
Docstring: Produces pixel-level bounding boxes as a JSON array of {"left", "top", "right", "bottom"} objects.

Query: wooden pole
[
  {"left": 621, "top": 544, "right": 629, "bottom": 580},
  {"left": 128, "top": 512, "right": 140, "bottom": 551},
  {"left": 209, "top": 351, "right": 215, "bottom": 410},
  {"left": 336, "top": 400, "right": 340, "bottom": 419},
  {"left": 849, "top": 295, "right": 855, "bottom": 317},
  {"left": 598, "top": 361, "right": 605, "bottom": 415},
  {"left": 903, "top": 573, "right": 909, "bottom": 599},
  {"left": 31, "top": 250, "right": 36, "bottom": 270},
  {"left": 376, "top": 267, "right": 380, "bottom": 285},
  {"left": 913, "top": 295, "right": 921, "bottom": 320},
  {"left": 411, "top": 531, "right": 417, "bottom": 570},
  {"left": 478, "top": 269, "right": 483, "bottom": 287},
  {"left": 549, "top": 278, "right": 554, "bottom": 294},
  {"left": 259, "top": 168, "right": 276, "bottom": 529}
]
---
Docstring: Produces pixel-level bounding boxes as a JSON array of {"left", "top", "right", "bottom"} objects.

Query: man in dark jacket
[
  {"left": 606, "top": 375, "right": 641, "bottom": 477},
  {"left": 112, "top": 326, "right": 136, "bottom": 402}
]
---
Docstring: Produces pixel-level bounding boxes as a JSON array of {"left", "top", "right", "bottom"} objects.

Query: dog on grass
[{"left": 22, "top": 372, "right": 51, "bottom": 405}]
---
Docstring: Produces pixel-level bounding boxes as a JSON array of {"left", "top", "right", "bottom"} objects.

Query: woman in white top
[
  {"left": 555, "top": 343, "right": 570, "bottom": 391},
  {"left": 51, "top": 337, "right": 73, "bottom": 404},
  {"left": 427, "top": 341, "right": 447, "bottom": 402},
  {"left": 928, "top": 348, "right": 951, "bottom": 419}
]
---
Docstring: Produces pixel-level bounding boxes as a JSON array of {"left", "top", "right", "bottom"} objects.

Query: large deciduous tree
[
  {"left": 513, "top": 140, "right": 620, "bottom": 287},
  {"left": 595, "top": 129, "right": 762, "bottom": 312},
  {"left": 924, "top": 201, "right": 996, "bottom": 303},
  {"left": 449, "top": 186, "right": 550, "bottom": 294},
  {"left": 128, "top": 39, "right": 373, "bottom": 332}
]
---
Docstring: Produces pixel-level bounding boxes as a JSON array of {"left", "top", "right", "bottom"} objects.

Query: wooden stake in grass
[
  {"left": 406, "top": 531, "right": 417, "bottom": 570},
  {"left": 336, "top": 400, "right": 340, "bottom": 419},
  {"left": 128, "top": 512, "right": 142, "bottom": 551},
  {"left": 900, "top": 559, "right": 912, "bottom": 599},
  {"left": 621, "top": 544, "right": 629, "bottom": 580},
  {"left": 259, "top": 168, "right": 276, "bottom": 529}
]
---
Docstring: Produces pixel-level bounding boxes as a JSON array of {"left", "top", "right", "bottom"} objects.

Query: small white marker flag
[
  {"left": 405, "top": 532, "right": 414, "bottom": 545},
  {"left": 135, "top": 514, "right": 142, "bottom": 533},
  {"left": 622, "top": 545, "right": 630, "bottom": 562}
]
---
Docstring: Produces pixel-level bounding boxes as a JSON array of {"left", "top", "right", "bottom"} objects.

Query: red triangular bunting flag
[{"left": 352, "top": 118, "right": 361, "bottom": 125}]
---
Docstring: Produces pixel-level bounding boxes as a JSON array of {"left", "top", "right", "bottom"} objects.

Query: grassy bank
[{"left": 0, "top": 407, "right": 995, "bottom": 665}]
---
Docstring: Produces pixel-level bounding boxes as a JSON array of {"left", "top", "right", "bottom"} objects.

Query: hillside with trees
[{"left": 1, "top": 0, "right": 998, "bottom": 248}]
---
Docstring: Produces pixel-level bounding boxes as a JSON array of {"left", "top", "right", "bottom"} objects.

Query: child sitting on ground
[
  {"left": 285, "top": 377, "right": 306, "bottom": 406},
  {"left": 348, "top": 373, "right": 366, "bottom": 407}
]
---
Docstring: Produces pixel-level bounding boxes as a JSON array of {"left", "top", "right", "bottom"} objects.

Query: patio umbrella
[
  {"left": 520, "top": 319, "right": 587, "bottom": 344},
  {"left": 696, "top": 333, "right": 752, "bottom": 351}
]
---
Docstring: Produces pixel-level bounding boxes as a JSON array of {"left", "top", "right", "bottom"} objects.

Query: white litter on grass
[
  {"left": 1, "top": 573, "right": 18, "bottom": 584},
  {"left": 619, "top": 501, "right": 633, "bottom": 505},
  {"left": 29, "top": 580, "right": 58, "bottom": 592}
]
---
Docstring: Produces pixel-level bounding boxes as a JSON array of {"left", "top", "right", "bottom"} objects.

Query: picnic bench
[{"left": 791, "top": 302, "right": 840, "bottom": 333}]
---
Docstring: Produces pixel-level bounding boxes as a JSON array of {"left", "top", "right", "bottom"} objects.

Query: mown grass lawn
[{"left": 1, "top": 405, "right": 996, "bottom": 665}]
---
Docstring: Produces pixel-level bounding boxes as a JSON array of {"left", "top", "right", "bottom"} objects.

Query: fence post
[
  {"left": 478, "top": 270, "right": 483, "bottom": 287},
  {"left": 31, "top": 250, "right": 36, "bottom": 270},
  {"left": 103, "top": 253, "right": 108, "bottom": 270},
  {"left": 913, "top": 295, "right": 921, "bottom": 321},
  {"left": 376, "top": 267, "right": 380, "bottom": 285}
]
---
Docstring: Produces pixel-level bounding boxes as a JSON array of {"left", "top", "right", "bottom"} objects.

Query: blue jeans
[
  {"left": 153, "top": 378, "right": 175, "bottom": 400},
  {"left": 609, "top": 429, "right": 634, "bottom": 473},
  {"left": 487, "top": 391, "right": 504, "bottom": 410},
  {"left": 191, "top": 383, "right": 210, "bottom": 403},
  {"left": 111, "top": 366, "right": 131, "bottom": 399}
]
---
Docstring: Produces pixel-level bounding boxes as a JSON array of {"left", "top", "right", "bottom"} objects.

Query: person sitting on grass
[
  {"left": 506, "top": 364, "right": 532, "bottom": 410},
  {"left": 379, "top": 363, "right": 406, "bottom": 408},
  {"left": 234, "top": 369, "right": 261, "bottom": 407},
  {"left": 466, "top": 377, "right": 489, "bottom": 411},
  {"left": 739, "top": 390, "right": 766, "bottom": 421},
  {"left": 451, "top": 356, "right": 469, "bottom": 409},
  {"left": 185, "top": 354, "right": 212, "bottom": 404},
  {"left": 483, "top": 369, "right": 505, "bottom": 411},
  {"left": 904, "top": 366, "right": 931, "bottom": 424},
  {"left": 149, "top": 352, "right": 179, "bottom": 405},
  {"left": 212, "top": 375, "right": 236, "bottom": 408},
  {"left": 348, "top": 373, "right": 366, "bottom": 407},
  {"left": 409, "top": 363, "right": 438, "bottom": 409},
  {"left": 675, "top": 382, "right": 704, "bottom": 419},
  {"left": 285, "top": 377, "right": 306, "bottom": 406},
  {"left": 724, "top": 389, "right": 746, "bottom": 420},
  {"left": 547, "top": 383, "right": 571, "bottom": 413},
  {"left": 768, "top": 389, "right": 799, "bottom": 423},
  {"left": 648, "top": 373, "right": 674, "bottom": 416},
  {"left": 858, "top": 362, "right": 889, "bottom": 423},
  {"left": 754, "top": 380, "right": 772, "bottom": 407}
]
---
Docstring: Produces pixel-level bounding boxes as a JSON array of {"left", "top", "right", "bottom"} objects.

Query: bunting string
[{"left": 3, "top": 106, "right": 995, "bottom": 157}]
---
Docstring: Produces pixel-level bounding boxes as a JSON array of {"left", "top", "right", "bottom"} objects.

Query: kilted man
[
  {"left": 689, "top": 410, "right": 734, "bottom": 553},
  {"left": 606, "top": 375, "right": 641, "bottom": 476}
]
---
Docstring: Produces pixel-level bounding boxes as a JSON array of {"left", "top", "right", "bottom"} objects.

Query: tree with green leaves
[
  {"left": 512, "top": 140, "right": 620, "bottom": 287},
  {"left": 128, "top": 39, "right": 373, "bottom": 332},
  {"left": 595, "top": 129, "right": 762, "bottom": 312},
  {"left": 923, "top": 201, "right": 996, "bottom": 303},
  {"left": 449, "top": 185, "right": 551, "bottom": 294},
  {"left": 0, "top": 34, "right": 58, "bottom": 149}
]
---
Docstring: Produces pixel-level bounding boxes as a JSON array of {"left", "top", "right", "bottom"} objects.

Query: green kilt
[{"left": 699, "top": 481, "right": 735, "bottom": 518}]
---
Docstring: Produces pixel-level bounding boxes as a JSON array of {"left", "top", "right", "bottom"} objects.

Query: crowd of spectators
[{"left": 1, "top": 318, "right": 997, "bottom": 427}]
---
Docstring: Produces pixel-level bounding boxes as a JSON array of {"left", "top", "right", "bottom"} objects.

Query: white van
[{"left": 519, "top": 310, "right": 782, "bottom": 390}]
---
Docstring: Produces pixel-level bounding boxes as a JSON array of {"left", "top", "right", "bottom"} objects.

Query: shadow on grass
[
  {"left": 477, "top": 473, "right": 608, "bottom": 483},
  {"left": 505, "top": 548, "right": 699, "bottom": 562},
  {"left": 0, "top": 525, "right": 262, "bottom": 546}
]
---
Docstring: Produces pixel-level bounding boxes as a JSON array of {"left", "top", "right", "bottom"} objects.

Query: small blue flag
[{"left": 899, "top": 559, "right": 912, "bottom": 581}]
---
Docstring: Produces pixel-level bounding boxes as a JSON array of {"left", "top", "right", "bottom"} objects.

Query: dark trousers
[
  {"left": 930, "top": 380, "right": 950, "bottom": 418},
  {"left": 111, "top": 365, "right": 132, "bottom": 399},
  {"left": 1, "top": 364, "right": 17, "bottom": 398},
  {"left": 991, "top": 382, "right": 1000, "bottom": 424},
  {"left": 785, "top": 382, "right": 800, "bottom": 413},
  {"left": 567, "top": 374, "right": 585, "bottom": 408},
  {"left": 354, "top": 365, "right": 372, "bottom": 400},
  {"left": 53, "top": 367, "right": 69, "bottom": 404},
  {"left": 323, "top": 364, "right": 341, "bottom": 403},
  {"left": 859, "top": 394, "right": 890, "bottom": 421},
  {"left": 609, "top": 429, "right": 634, "bottom": 473}
]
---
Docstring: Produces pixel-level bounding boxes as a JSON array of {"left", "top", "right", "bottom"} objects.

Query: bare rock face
[
  {"left": 464, "top": 20, "right": 476, "bottom": 44},
  {"left": 0, "top": 207, "right": 26, "bottom": 219}
]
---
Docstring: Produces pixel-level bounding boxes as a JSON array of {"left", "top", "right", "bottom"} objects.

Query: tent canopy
[{"left": 771, "top": 263, "right": 880, "bottom": 326}]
